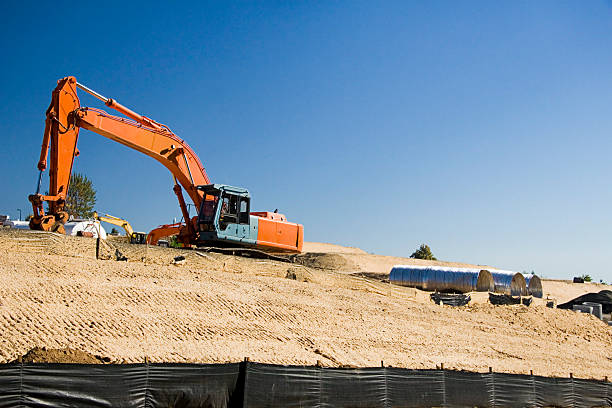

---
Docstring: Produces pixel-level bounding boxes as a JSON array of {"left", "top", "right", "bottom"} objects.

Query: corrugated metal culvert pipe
[
  {"left": 389, "top": 266, "right": 494, "bottom": 293},
  {"left": 524, "top": 274, "right": 543, "bottom": 298},
  {"left": 488, "top": 270, "right": 528, "bottom": 296},
  {"left": 389, "top": 266, "right": 542, "bottom": 298}
]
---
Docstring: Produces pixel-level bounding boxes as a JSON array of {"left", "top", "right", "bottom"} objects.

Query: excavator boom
[
  {"left": 76, "top": 108, "right": 209, "bottom": 206},
  {"left": 29, "top": 76, "right": 209, "bottom": 240},
  {"left": 94, "top": 212, "right": 147, "bottom": 244},
  {"left": 147, "top": 223, "right": 183, "bottom": 246},
  {"left": 94, "top": 212, "right": 134, "bottom": 237}
]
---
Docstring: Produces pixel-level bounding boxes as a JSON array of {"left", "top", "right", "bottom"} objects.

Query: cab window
[
  {"left": 239, "top": 198, "right": 250, "bottom": 224},
  {"left": 220, "top": 194, "right": 238, "bottom": 228}
]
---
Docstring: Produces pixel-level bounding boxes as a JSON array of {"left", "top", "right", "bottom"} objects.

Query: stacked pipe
[
  {"left": 389, "top": 265, "right": 543, "bottom": 298},
  {"left": 488, "top": 269, "right": 528, "bottom": 297},
  {"left": 389, "top": 266, "right": 494, "bottom": 294},
  {"left": 523, "top": 274, "right": 543, "bottom": 298}
]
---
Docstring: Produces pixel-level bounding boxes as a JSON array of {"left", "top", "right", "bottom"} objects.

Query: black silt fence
[{"left": 0, "top": 362, "right": 610, "bottom": 407}]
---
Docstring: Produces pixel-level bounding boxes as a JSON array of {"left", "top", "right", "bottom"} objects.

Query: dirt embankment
[
  {"left": 297, "top": 242, "right": 492, "bottom": 274},
  {"left": 0, "top": 229, "right": 610, "bottom": 379},
  {"left": 16, "top": 347, "right": 108, "bottom": 364}
]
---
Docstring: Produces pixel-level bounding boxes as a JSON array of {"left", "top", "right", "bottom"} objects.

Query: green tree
[
  {"left": 168, "top": 235, "right": 182, "bottom": 248},
  {"left": 581, "top": 274, "right": 592, "bottom": 282},
  {"left": 410, "top": 244, "right": 437, "bottom": 260},
  {"left": 64, "top": 173, "right": 96, "bottom": 218},
  {"left": 110, "top": 227, "right": 119, "bottom": 235}
]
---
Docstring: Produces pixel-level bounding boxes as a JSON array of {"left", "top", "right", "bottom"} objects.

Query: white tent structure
[
  {"left": 4, "top": 220, "right": 30, "bottom": 229},
  {"left": 64, "top": 220, "right": 107, "bottom": 239}
]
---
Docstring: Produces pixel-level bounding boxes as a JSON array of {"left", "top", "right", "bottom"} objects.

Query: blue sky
[{"left": 1, "top": 1, "right": 612, "bottom": 281}]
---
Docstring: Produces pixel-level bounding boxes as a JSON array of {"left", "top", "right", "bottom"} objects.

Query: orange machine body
[{"left": 254, "top": 212, "right": 304, "bottom": 252}]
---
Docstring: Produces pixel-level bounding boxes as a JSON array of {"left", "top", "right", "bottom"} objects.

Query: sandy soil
[
  {"left": 542, "top": 279, "right": 611, "bottom": 304},
  {"left": 301, "top": 241, "right": 492, "bottom": 273},
  {"left": 302, "top": 242, "right": 367, "bottom": 254},
  {"left": 17, "top": 347, "right": 108, "bottom": 364},
  {"left": 0, "top": 229, "right": 610, "bottom": 379}
]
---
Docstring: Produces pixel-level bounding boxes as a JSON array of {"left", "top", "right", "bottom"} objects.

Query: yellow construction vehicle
[{"left": 93, "top": 212, "right": 147, "bottom": 244}]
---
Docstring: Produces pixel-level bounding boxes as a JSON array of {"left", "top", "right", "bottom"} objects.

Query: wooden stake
[
  {"left": 440, "top": 363, "right": 444, "bottom": 370},
  {"left": 244, "top": 357, "right": 250, "bottom": 362},
  {"left": 489, "top": 367, "right": 493, "bottom": 373}
]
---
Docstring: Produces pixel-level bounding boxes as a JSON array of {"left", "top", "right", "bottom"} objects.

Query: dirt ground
[
  {"left": 0, "top": 228, "right": 610, "bottom": 379},
  {"left": 16, "top": 347, "right": 108, "bottom": 364},
  {"left": 301, "top": 241, "right": 494, "bottom": 273}
]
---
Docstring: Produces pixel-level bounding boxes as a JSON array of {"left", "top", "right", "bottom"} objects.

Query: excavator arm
[
  {"left": 29, "top": 77, "right": 81, "bottom": 231},
  {"left": 94, "top": 212, "right": 148, "bottom": 244},
  {"left": 146, "top": 222, "right": 183, "bottom": 246},
  {"left": 29, "top": 76, "right": 210, "bottom": 240},
  {"left": 93, "top": 212, "right": 135, "bottom": 237}
]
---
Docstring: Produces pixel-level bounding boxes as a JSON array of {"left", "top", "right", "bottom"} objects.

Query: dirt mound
[
  {"left": 294, "top": 252, "right": 356, "bottom": 271},
  {"left": 302, "top": 242, "right": 367, "bottom": 254},
  {"left": 0, "top": 228, "right": 96, "bottom": 258},
  {"left": 542, "top": 280, "right": 611, "bottom": 304},
  {"left": 285, "top": 267, "right": 314, "bottom": 282},
  {"left": 16, "top": 347, "right": 109, "bottom": 364}
]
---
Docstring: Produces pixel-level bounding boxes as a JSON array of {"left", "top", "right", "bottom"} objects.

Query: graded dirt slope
[
  {"left": 542, "top": 279, "right": 611, "bottom": 304},
  {"left": 302, "top": 242, "right": 367, "bottom": 254},
  {"left": 300, "top": 242, "right": 492, "bottom": 274},
  {"left": 0, "top": 229, "right": 610, "bottom": 379}
]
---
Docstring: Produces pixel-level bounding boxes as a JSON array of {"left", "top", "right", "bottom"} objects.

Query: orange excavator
[{"left": 29, "top": 76, "right": 303, "bottom": 252}]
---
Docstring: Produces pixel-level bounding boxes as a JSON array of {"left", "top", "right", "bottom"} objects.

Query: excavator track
[{"left": 195, "top": 246, "right": 295, "bottom": 263}]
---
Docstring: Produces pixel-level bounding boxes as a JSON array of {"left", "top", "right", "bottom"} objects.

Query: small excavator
[
  {"left": 93, "top": 212, "right": 147, "bottom": 244},
  {"left": 29, "top": 76, "right": 303, "bottom": 252}
]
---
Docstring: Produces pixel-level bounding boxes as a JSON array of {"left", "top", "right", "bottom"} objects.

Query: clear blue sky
[{"left": 1, "top": 1, "right": 611, "bottom": 281}]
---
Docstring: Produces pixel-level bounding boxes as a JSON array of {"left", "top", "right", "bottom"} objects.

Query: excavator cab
[
  {"left": 130, "top": 232, "right": 148, "bottom": 245},
  {"left": 197, "top": 184, "right": 256, "bottom": 247},
  {"left": 196, "top": 184, "right": 304, "bottom": 252}
]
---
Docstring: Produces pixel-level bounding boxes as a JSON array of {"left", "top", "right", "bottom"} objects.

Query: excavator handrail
[{"left": 85, "top": 107, "right": 168, "bottom": 134}]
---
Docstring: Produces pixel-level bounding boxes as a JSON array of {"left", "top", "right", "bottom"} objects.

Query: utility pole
[{"left": 16, "top": 209, "right": 22, "bottom": 221}]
